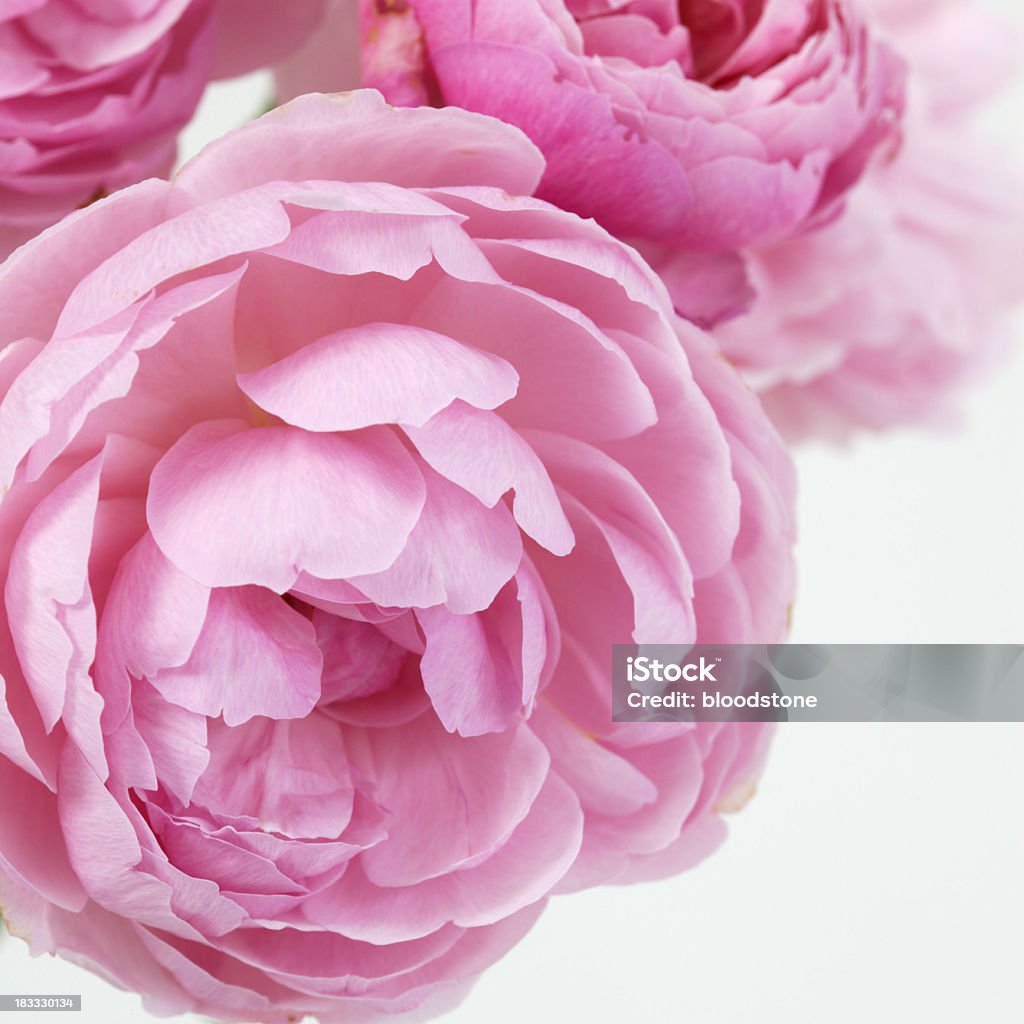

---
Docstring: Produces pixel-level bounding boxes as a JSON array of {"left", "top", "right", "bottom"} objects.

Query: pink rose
[
  {"left": 866, "top": 0, "right": 1019, "bottom": 116},
  {"left": 280, "top": 1, "right": 905, "bottom": 323},
  {"left": 0, "top": 0, "right": 326, "bottom": 259},
  {"left": 713, "top": 0, "right": 1024, "bottom": 439},
  {"left": 0, "top": 92, "right": 793, "bottom": 1020}
]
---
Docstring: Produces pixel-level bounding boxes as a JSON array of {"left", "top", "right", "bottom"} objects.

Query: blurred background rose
[
  {"left": 713, "top": 0, "right": 1024, "bottom": 438},
  {"left": 0, "top": 0, "right": 326, "bottom": 259}
]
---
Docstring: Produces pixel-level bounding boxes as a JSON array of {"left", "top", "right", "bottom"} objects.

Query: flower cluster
[{"left": 0, "top": 1, "right": 1019, "bottom": 1021}]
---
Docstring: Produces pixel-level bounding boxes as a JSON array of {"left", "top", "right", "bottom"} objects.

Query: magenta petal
[
  {"left": 55, "top": 744, "right": 179, "bottom": 929},
  {"left": 530, "top": 702, "right": 657, "bottom": 816},
  {"left": 431, "top": 40, "right": 694, "bottom": 239}
]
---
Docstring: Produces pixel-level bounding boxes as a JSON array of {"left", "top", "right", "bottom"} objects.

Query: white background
[{"left": 2, "top": 1, "right": 1023, "bottom": 1020}]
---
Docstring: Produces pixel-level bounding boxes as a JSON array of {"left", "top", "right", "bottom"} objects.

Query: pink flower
[
  {"left": 280, "top": 1, "right": 905, "bottom": 323},
  {"left": 0, "top": 0, "right": 327, "bottom": 259},
  {"left": 0, "top": 92, "right": 794, "bottom": 1020},
  {"left": 714, "top": 0, "right": 1024, "bottom": 439}
]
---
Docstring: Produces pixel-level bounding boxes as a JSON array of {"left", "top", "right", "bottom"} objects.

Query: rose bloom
[
  {"left": 0, "top": 92, "right": 794, "bottom": 1020},
  {"left": 280, "top": 0, "right": 905, "bottom": 325},
  {"left": 0, "top": 0, "right": 326, "bottom": 259},
  {"left": 713, "top": 0, "right": 1024, "bottom": 439}
]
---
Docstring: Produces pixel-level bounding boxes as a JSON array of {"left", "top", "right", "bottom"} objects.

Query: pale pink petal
[
  {"left": 304, "top": 773, "right": 581, "bottom": 944},
  {"left": 129, "top": 681, "right": 209, "bottom": 807},
  {"left": 4, "top": 455, "right": 106, "bottom": 776},
  {"left": 96, "top": 533, "right": 210, "bottom": 732},
  {"left": 239, "top": 322, "right": 518, "bottom": 432},
  {"left": 351, "top": 715, "right": 549, "bottom": 888},
  {"left": 405, "top": 402, "right": 574, "bottom": 557},
  {"left": 55, "top": 191, "right": 290, "bottom": 337},
  {"left": 351, "top": 466, "right": 522, "bottom": 614},
  {"left": 416, "top": 570, "right": 545, "bottom": 737},
  {"left": 176, "top": 91, "right": 546, "bottom": 203},
  {"left": 150, "top": 586, "right": 323, "bottom": 726},
  {"left": 190, "top": 714, "right": 355, "bottom": 839},
  {"left": 0, "top": 756, "right": 88, "bottom": 913},
  {"left": 146, "top": 420, "right": 426, "bottom": 591}
]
